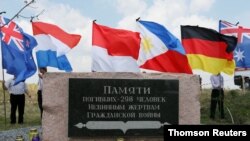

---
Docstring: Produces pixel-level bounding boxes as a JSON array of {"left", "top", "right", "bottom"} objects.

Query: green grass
[
  {"left": 201, "top": 89, "right": 250, "bottom": 124},
  {"left": 0, "top": 82, "right": 41, "bottom": 131},
  {"left": 0, "top": 82, "right": 250, "bottom": 131}
]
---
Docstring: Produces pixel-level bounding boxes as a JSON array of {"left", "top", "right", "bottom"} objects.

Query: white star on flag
[{"left": 234, "top": 48, "right": 245, "bottom": 62}]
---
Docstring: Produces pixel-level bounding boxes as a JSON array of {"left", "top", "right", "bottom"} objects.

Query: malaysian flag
[{"left": 219, "top": 20, "right": 250, "bottom": 70}]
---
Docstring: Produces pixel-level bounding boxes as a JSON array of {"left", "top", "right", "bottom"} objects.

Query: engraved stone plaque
[{"left": 68, "top": 78, "right": 179, "bottom": 137}]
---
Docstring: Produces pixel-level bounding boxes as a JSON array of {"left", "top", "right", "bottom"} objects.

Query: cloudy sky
[{"left": 1, "top": 0, "right": 250, "bottom": 89}]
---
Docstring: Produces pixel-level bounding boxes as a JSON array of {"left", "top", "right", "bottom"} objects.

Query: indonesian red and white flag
[{"left": 92, "top": 22, "right": 141, "bottom": 72}]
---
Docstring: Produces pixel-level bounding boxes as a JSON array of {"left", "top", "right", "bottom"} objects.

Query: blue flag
[
  {"left": 219, "top": 20, "right": 250, "bottom": 70},
  {"left": 0, "top": 16, "right": 37, "bottom": 84},
  {"left": 137, "top": 20, "right": 192, "bottom": 73}
]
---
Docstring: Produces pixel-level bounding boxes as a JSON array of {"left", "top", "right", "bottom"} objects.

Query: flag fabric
[
  {"left": 92, "top": 22, "right": 141, "bottom": 72},
  {"left": 219, "top": 20, "right": 250, "bottom": 70},
  {"left": 181, "top": 25, "right": 237, "bottom": 75},
  {"left": 137, "top": 20, "right": 192, "bottom": 74},
  {"left": 0, "top": 16, "right": 37, "bottom": 85},
  {"left": 32, "top": 22, "right": 81, "bottom": 72}
]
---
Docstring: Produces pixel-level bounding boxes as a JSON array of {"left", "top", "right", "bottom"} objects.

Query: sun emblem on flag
[
  {"left": 142, "top": 36, "right": 153, "bottom": 53},
  {"left": 234, "top": 48, "right": 245, "bottom": 62}
]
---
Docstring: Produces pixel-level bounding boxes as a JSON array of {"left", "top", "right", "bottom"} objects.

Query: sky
[{"left": 1, "top": 0, "right": 250, "bottom": 89}]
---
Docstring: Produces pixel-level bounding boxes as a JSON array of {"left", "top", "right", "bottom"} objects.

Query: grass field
[
  {"left": 0, "top": 82, "right": 41, "bottom": 131},
  {"left": 201, "top": 89, "right": 250, "bottom": 124},
  {"left": 0, "top": 82, "right": 250, "bottom": 131}
]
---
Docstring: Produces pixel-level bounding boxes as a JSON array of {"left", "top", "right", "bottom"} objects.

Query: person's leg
[
  {"left": 210, "top": 89, "right": 218, "bottom": 119},
  {"left": 18, "top": 94, "right": 25, "bottom": 124},
  {"left": 218, "top": 89, "right": 225, "bottom": 119},
  {"left": 37, "top": 90, "right": 43, "bottom": 118},
  {"left": 10, "top": 94, "right": 17, "bottom": 124}
]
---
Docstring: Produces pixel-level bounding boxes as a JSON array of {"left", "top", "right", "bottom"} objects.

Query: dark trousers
[
  {"left": 210, "top": 89, "right": 225, "bottom": 119},
  {"left": 37, "top": 90, "right": 43, "bottom": 118},
  {"left": 10, "top": 94, "right": 25, "bottom": 124}
]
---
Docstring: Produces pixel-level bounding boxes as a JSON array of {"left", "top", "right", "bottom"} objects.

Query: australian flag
[
  {"left": 0, "top": 16, "right": 37, "bottom": 85},
  {"left": 219, "top": 20, "right": 250, "bottom": 70}
]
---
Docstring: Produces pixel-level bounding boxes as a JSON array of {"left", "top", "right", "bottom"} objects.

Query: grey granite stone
[{"left": 42, "top": 72, "right": 200, "bottom": 141}]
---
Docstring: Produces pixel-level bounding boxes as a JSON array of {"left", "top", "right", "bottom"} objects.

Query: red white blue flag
[
  {"left": 0, "top": 16, "right": 37, "bottom": 84},
  {"left": 219, "top": 20, "right": 250, "bottom": 70},
  {"left": 32, "top": 22, "right": 81, "bottom": 72},
  {"left": 137, "top": 20, "right": 192, "bottom": 74}
]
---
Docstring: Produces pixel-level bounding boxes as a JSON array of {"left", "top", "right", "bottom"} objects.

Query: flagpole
[
  {"left": 0, "top": 38, "right": 7, "bottom": 129},
  {"left": 0, "top": 0, "right": 39, "bottom": 129},
  {"left": 0, "top": 11, "right": 7, "bottom": 129},
  {"left": 2, "top": 67, "right": 7, "bottom": 129}
]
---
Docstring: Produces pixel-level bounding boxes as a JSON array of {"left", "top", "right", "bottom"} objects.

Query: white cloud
[
  {"left": 28, "top": 0, "right": 93, "bottom": 73},
  {"left": 0, "top": 0, "right": 94, "bottom": 83},
  {"left": 189, "top": 0, "right": 215, "bottom": 13},
  {"left": 0, "top": 0, "right": 238, "bottom": 89},
  {"left": 114, "top": 0, "right": 237, "bottom": 89},
  {"left": 145, "top": 0, "right": 187, "bottom": 24},
  {"left": 116, "top": 0, "right": 147, "bottom": 16},
  {"left": 115, "top": 0, "right": 147, "bottom": 30},
  {"left": 115, "top": 0, "right": 217, "bottom": 36},
  {"left": 172, "top": 15, "right": 217, "bottom": 38}
]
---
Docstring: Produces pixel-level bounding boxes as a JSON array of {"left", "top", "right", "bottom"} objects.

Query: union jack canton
[{"left": 219, "top": 20, "right": 250, "bottom": 70}]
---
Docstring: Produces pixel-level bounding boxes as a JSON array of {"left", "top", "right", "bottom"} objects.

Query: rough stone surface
[{"left": 42, "top": 72, "right": 200, "bottom": 141}]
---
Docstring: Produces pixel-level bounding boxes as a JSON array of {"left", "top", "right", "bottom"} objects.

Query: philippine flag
[
  {"left": 92, "top": 22, "right": 141, "bottom": 72},
  {"left": 137, "top": 20, "right": 192, "bottom": 74},
  {"left": 32, "top": 22, "right": 81, "bottom": 72}
]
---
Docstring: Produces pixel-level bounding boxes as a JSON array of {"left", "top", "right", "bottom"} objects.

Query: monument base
[{"left": 42, "top": 72, "right": 200, "bottom": 141}]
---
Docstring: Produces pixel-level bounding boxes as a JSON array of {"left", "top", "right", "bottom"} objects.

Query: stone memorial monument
[{"left": 42, "top": 72, "right": 200, "bottom": 141}]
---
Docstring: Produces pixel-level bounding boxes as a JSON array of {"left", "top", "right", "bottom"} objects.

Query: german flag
[{"left": 181, "top": 25, "right": 237, "bottom": 75}]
